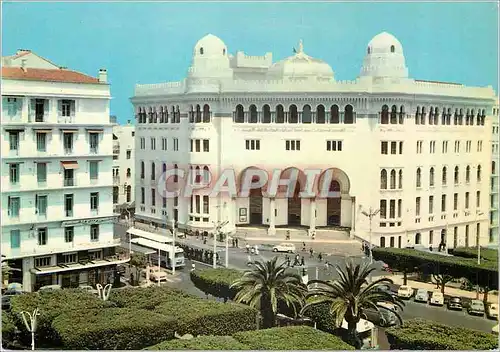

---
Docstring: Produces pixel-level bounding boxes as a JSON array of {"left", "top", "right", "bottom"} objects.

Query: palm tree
[
  {"left": 230, "top": 256, "right": 307, "bottom": 328},
  {"left": 301, "top": 261, "right": 404, "bottom": 349}
]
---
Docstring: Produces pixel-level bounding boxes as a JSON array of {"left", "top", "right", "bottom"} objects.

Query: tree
[
  {"left": 432, "top": 274, "right": 454, "bottom": 295},
  {"left": 2, "top": 261, "right": 20, "bottom": 286},
  {"left": 372, "top": 248, "right": 418, "bottom": 285},
  {"left": 301, "top": 261, "right": 404, "bottom": 349},
  {"left": 129, "top": 252, "right": 147, "bottom": 286},
  {"left": 230, "top": 257, "right": 307, "bottom": 329}
]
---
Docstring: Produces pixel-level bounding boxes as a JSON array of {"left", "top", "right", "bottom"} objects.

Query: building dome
[
  {"left": 360, "top": 32, "right": 409, "bottom": 79},
  {"left": 267, "top": 40, "right": 334, "bottom": 81},
  {"left": 188, "top": 34, "right": 232, "bottom": 80}
]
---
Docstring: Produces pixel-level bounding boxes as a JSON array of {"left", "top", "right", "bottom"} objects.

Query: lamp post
[
  {"left": 361, "top": 207, "right": 380, "bottom": 265},
  {"left": 20, "top": 308, "right": 40, "bottom": 351},
  {"left": 171, "top": 219, "right": 176, "bottom": 276},
  {"left": 212, "top": 220, "right": 229, "bottom": 269},
  {"left": 475, "top": 211, "right": 484, "bottom": 299}
]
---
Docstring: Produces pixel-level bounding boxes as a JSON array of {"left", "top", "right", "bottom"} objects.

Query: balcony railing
[
  {"left": 65, "top": 210, "right": 74, "bottom": 217},
  {"left": 113, "top": 176, "right": 120, "bottom": 184},
  {"left": 113, "top": 147, "right": 120, "bottom": 154},
  {"left": 64, "top": 147, "right": 73, "bottom": 155},
  {"left": 90, "top": 147, "right": 99, "bottom": 154},
  {"left": 64, "top": 178, "right": 75, "bottom": 187}
]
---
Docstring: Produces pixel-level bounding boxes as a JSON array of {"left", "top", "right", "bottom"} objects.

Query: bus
[{"left": 127, "top": 227, "right": 185, "bottom": 269}]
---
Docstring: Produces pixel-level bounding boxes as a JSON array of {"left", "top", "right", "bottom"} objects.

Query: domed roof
[
  {"left": 194, "top": 34, "right": 228, "bottom": 57},
  {"left": 268, "top": 40, "right": 334, "bottom": 80},
  {"left": 367, "top": 32, "right": 404, "bottom": 54}
]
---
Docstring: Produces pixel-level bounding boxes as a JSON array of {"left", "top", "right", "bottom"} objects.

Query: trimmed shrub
[
  {"left": 2, "top": 312, "right": 17, "bottom": 348},
  {"left": 109, "top": 285, "right": 190, "bottom": 309},
  {"left": 233, "top": 325, "right": 354, "bottom": 350},
  {"left": 146, "top": 335, "right": 249, "bottom": 350},
  {"left": 52, "top": 308, "right": 176, "bottom": 350},
  {"left": 154, "top": 296, "right": 258, "bottom": 336},
  {"left": 386, "top": 318, "right": 498, "bottom": 350},
  {"left": 451, "top": 247, "right": 498, "bottom": 262},
  {"left": 301, "top": 301, "right": 337, "bottom": 333},
  {"left": 9, "top": 289, "right": 108, "bottom": 346},
  {"left": 190, "top": 268, "right": 241, "bottom": 300}
]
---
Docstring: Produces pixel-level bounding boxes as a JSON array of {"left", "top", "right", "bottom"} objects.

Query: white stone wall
[{"left": 112, "top": 122, "right": 135, "bottom": 207}]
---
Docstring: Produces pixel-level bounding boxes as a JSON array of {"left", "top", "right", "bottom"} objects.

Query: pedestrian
[
  {"left": 254, "top": 244, "right": 259, "bottom": 255},
  {"left": 285, "top": 255, "right": 291, "bottom": 267},
  {"left": 302, "top": 242, "right": 306, "bottom": 252},
  {"left": 324, "top": 261, "right": 330, "bottom": 271},
  {"left": 203, "top": 238, "right": 207, "bottom": 245},
  {"left": 311, "top": 231, "right": 316, "bottom": 240},
  {"left": 286, "top": 230, "right": 290, "bottom": 241},
  {"left": 232, "top": 238, "right": 235, "bottom": 248},
  {"left": 246, "top": 243, "right": 250, "bottom": 253},
  {"left": 247, "top": 255, "right": 252, "bottom": 266},
  {"left": 309, "top": 247, "right": 314, "bottom": 258},
  {"left": 191, "top": 263, "right": 196, "bottom": 271},
  {"left": 235, "top": 238, "right": 239, "bottom": 248},
  {"left": 318, "top": 252, "right": 323, "bottom": 262},
  {"left": 300, "top": 256, "right": 305, "bottom": 266},
  {"left": 293, "top": 254, "right": 300, "bottom": 267}
]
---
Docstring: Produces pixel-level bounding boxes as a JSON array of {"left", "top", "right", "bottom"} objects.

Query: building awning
[
  {"left": 127, "top": 227, "right": 173, "bottom": 243},
  {"left": 33, "top": 129, "right": 52, "bottom": 133},
  {"left": 61, "top": 129, "right": 79, "bottom": 133},
  {"left": 30, "top": 256, "right": 130, "bottom": 275},
  {"left": 61, "top": 161, "right": 79, "bottom": 169},
  {"left": 5, "top": 161, "right": 24, "bottom": 164},
  {"left": 4, "top": 128, "right": 25, "bottom": 132},
  {"left": 130, "top": 243, "right": 155, "bottom": 255},
  {"left": 86, "top": 129, "right": 104, "bottom": 133}
]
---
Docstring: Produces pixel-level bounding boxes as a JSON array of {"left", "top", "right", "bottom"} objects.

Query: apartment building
[{"left": 112, "top": 119, "right": 135, "bottom": 216}]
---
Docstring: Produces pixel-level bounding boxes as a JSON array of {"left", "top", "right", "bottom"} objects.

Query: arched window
[
  {"left": 466, "top": 165, "right": 470, "bottom": 183},
  {"left": 477, "top": 165, "right": 482, "bottom": 182},
  {"left": 235, "top": 104, "right": 244, "bottom": 123},
  {"left": 203, "top": 104, "right": 211, "bottom": 123},
  {"left": 276, "top": 104, "right": 285, "bottom": 123},
  {"left": 380, "top": 169, "right": 387, "bottom": 189},
  {"left": 249, "top": 105, "right": 258, "bottom": 123},
  {"left": 140, "top": 161, "right": 145, "bottom": 179},
  {"left": 195, "top": 166, "right": 201, "bottom": 184},
  {"left": 302, "top": 105, "right": 312, "bottom": 123},
  {"left": 151, "top": 162, "right": 156, "bottom": 180},
  {"left": 190, "top": 105, "right": 195, "bottom": 123},
  {"left": 399, "top": 106, "right": 405, "bottom": 124},
  {"left": 289, "top": 104, "right": 298, "bottom": 123},
  {"left": 454, "top": 166, "right": 459, "bottom": 184},
  {"left": 429, "top": 107, "right": 434, "bottom": 125},
  {"left": 380, "top": 237, "right": 386, "bottom": 248},
  {"left": 390, "top": 169, "right": 396, "bottom": 189},
  {"left": 200, "top": 47, "right": 204, "bottom": 55},
  {"left": 416, "top": 168, "right": 421, "bottom": 188},
  {"left": 162, "top": 163, "right": 167, "bottom": 173},
  {"left": 493, "top": 161, "right": 497, "bottom": 175},
  {"left": 316, "top": 105, "right": 325, "bottom": 124},
  {"left": 442, "top": 166, "right": 447, "bottom": 185},
  {"left": 441, "top": 107, "right": 446, "bottom": 125},
  {"left": 344, "top": 105, "right": 354, "bottom": 124},
  {"left": 398, "top": 170, "right": 403, "bottom": 189},
  {"left": 126, "top": 168, "right": 131, "bottom": 178},
  {"left": 172, "top": 106, "right": 176, "bottom": 123},
  {"left": 415, "top": 106, "right": 421, "bottom": 125},
  {"left": 159, "top": 106, "right": 164, "bottom": 123},
  {"left": 465, "top": 109, "right": 470, "bottom": 125},
  {"left": 470, "top": 109, "right": 475, "bottom": 125},
  {"left": 390, "top": 105, "right": 397, "bottom": 124},
  {"left": 434, "top": 107, "right": 439, "bottom": 125},
  {"left": 415, "top": 233, "right": 421, "bottom": 245},
  {"left": 429, "top": 167, "right": 435, "bottom": 187},
  {"left": 223, "top": 48, "right": 226, "bottom": 55},
  {"left": 262, "top": 104, "right": 271, "bottom": 123},
  {"left": 458, "top": 108, "right": 463, "bottom": 125},
  {"left": 453, "top": 109, "right": 458, "bottom": 125},
  {"left": 203, "top": 165, "right": 210, "bottom": 183},
  {"left": 367, "top": 47, "right": 371, "bottom": 54},
  {"left": 420, "top": 107, "right": 426, "bottom": 125},
  {"left": 195, "top": 104, "right": 202, "bottom": 123},
  {"left": 390, "top": 45, "right": 395, "bottom": 53},
  {"left": 481, "top": 109, "right": 486, "bottom": 125},
  {"left": 173, "top": 164, "right": 178, "bottom": 183},
  {"left": 476, "top": 110, "right": 481, "bottom": 125},
  {"left": 164, "top": 106, "right": 169, "bottom": 123},
  {"left": 330, "top": 105, "right": 339, "bottom": 124},
  {"left": 381, "top": 105, "right": 389, "bottom": 124}
]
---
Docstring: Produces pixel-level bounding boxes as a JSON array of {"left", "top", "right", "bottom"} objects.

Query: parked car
[
  {"left": 447, "top": 296, "right": 463, "bottom": 311},
  {"left": 430, "top": 291, "right": 444, "bottom": 306},
  {"left": 397, "top": 285, "right": 413, "bottom": 299},
  {"left": 492, "top": 324, "right": 499, "bottom": 335},
  {"left": 272, "top": 243, "right": 296, "bottom": 253},
  {"left": 468, "top": 299, "right": 485, "bottom": 316},
  {"left": 38, "top": 284, "right": 62, "bottom": 292},
  {"left": 363, "top": 302, "right": 400, "bottom": 327},
  {"left": 78, "top": 285, "right": 99, "bottom": 295},
  {"left": 375, "top": 284, "right": 395, "bottom": 296},
  {"left": 487, "top": 303, "right": 499, "bottom": 320},
  {"left": 1, "top": 290, "right": 24, "bottom": 311},
  {"left": 414, "top": 288, "right": 429, "bottom": 303}
]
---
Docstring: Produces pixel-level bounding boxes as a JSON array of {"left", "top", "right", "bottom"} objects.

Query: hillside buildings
[
  {"left": 1, "top": 50, "right": 128, "bottom": 292},
  {"left": 131, "top": 32, "right": 496, "bottom": 251}
]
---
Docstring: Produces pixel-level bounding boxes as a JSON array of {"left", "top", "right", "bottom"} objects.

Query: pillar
[
  {"left": 308, "top": 198, "right": 316, "bottom": 236},
  {"left": 22, "top": 257, "right": 34, "bottom": 292},
  {"left": 268, "top": 198, "right": 276, "bottom": 236},
  {"left": 350, "top": 197, "right": 356, "bottom": 238}
]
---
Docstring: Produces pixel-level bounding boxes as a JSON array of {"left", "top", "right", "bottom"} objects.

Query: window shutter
[
  {"left": 29, "top": 99, "right": 35, "bottom": 121},
  {"left": 70, "top": 101, "right": 75, "bottom": 116},
  {"left": 44, "top": 100, "right": 49, "bottom": 114},
  {"left": 2, "top": 97, "right": 8, "bottom": 115},
  {"left": 57, "top": 100, "right": 62, "bottom": 116}
]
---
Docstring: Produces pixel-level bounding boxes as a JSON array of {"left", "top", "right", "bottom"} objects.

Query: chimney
[
  {"left": 98, "top": 68, "right": 108, "bottom": 83},
  {"left": 21, "top": 59, "right": 27, "bottom": 72},
  {"left": 127, "top": 119, "right": 131, "bottom": 125}
]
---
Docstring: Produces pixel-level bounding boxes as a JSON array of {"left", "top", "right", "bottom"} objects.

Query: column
[
  {"left": 268, "top": 198, "right": 276, "bottom": 236},
  {"left": 350, "top": 197, "right": 356, "bottom": 238},
  {"left": 308, "top": 198, "right": 316, "bottom": 236}
]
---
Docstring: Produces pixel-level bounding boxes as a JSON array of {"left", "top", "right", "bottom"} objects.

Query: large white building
[
  {"left": 131, "top": 32, "right": 496, "bottom": 250},
  {"left": 1, "top": 50, "right": 128, "bottom": 292},
  {"left": 490, "top": 99, "right": 499, "bottom": 245},
  {"left": 112, "top": 119, "right": 135, "bottom": 215}
]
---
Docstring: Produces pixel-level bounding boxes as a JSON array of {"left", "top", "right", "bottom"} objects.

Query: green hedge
[
  {"left": 2, "top": 312, "right": 17, "bottom": 348},
  {"left": 451, "top": 247, "right": 498, "bottom": 262},
  {"left": 146, "top": 335, "right": 249, "bottom": 350},
  {"left": 109, "top": 286, "right": 191, "bottom": 310},
  {"left": 301, "top": 301, "right": 337, "bottom": 333},
  {"left": 52, "top": 308, "right": 175, "bottom": 350},
  {"left": 190, "top": 268, "right": 241, "bottom": 300},
  {"left": 386, "top": 318, "right": 498, "bottom": 350},
  {"left": 154, "top": 295, "right": 258, "bottom": 336},
  {"left": 9, "top": 289, "right": 108, "bottom": 346},
  {"left": 233, "top": 325, "right": 354, "bottom": 350}
]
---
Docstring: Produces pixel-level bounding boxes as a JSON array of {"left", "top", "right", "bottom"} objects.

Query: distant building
[
  {"left": 490, "top": 99, "right": 499, "bottom": 245},
  {"left": 1, "top": 49, "right": 128, "bottom": 292},
  {"left": 112, "top": 119, "right": 135, "bottom": 217},
  {"left": 131, "top": 33, "right": 496, "bottom": 251}
]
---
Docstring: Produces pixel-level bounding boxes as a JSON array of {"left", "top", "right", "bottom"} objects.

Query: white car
[
  {"left": 487, "top": 303, "right": 499, "bottom": 320},
  {"left": 397, "top": 285, "right": 413, "bottom": 299},
  {"left": 414, "top": 288, "right": 429, "bottom": 303},
  {"left": 430, "top": 291, "right": 444, "bottom": 306},
  {"left": 272, "top": 243, "right": 296, "bottom": 253}
]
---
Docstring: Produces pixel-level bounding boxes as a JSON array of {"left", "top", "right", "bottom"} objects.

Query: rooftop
[{"left": 2, "top": 66, "right": 100, "bottom": 84}]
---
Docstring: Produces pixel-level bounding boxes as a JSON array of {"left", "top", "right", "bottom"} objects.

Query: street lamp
[
  {"left": 20, "top": 308, "right": 40, "bottom": 351},
  {"left": 164, "top": 214, "right": 176, "bottom": 276},
  {"left": 212, "top": 220, "right": 229, "bottom": 269},
  {"left": 476, "top": 211, "right": 484, "bottom": 265},
  {"left": 361, "top": 206, "right": 380, "bottom": 265}
]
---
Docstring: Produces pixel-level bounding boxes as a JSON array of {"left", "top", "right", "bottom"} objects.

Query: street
[{"left": 114, "top": 223, "right": 497, "bottom": 333}]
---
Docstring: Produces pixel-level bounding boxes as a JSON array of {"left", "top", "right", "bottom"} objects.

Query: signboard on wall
[
  {"left": 239, "top": 208, "right": 247, "bottom": 222},
  {"left": 61, "top": 216, "right": 115, "bottom": 227}
]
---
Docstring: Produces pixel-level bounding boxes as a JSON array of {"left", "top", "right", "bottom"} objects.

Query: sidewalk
[
  {"left": 374, "top": 274, "right": 499, "bottom": 304},
  {"left": 241, "top": 236, "right": 359, "bottom": 244}
]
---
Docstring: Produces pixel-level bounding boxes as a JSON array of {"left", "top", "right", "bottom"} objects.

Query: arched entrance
[
  {"left": 288, "top": 184, "right": 301, "bottom": 226},
  {"left": 327, "top": 180, "right": 341, "bottom": 226},
  {"left": 249, "top": 186, "right": 263, "bottom": 225}
]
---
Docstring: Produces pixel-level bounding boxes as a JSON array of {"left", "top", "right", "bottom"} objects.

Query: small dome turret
[
  {"left": 187, "top": 34, "right": 232, "bottom": 80},
  {"left": 360, "top": 32, "right": 408, "bottom": 79}
]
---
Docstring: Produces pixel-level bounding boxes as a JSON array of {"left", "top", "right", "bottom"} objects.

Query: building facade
[
  {"left": 490, "top": 99, "right": 499, "bottom": 245},
  {"left": 131, "top": 33, "right": 496, "bottom": 250},
  {"left": 1, "top": 50, "right": 128, "bottom": 292},
  {"left": 112, "top": 119, "right": 135, "bottom": 215}
]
